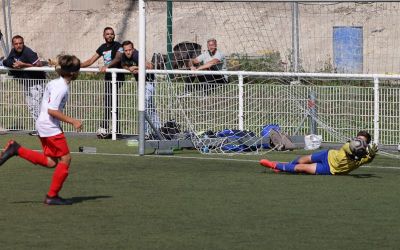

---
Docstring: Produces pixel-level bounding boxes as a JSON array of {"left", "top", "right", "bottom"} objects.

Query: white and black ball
[
  {"left": 96, "top": 127, "right": 110, "bottom": 139},
  {"left": 349, "top": 138, "right": 368, "bottom": 158}
]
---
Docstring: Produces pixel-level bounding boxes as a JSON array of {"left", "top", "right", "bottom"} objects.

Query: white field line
[{"left": 69, "top": 151, "right": 400, "bottom": 171}]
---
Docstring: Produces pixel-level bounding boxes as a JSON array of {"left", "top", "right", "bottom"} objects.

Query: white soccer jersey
[{"left": 36, "top": 77, "right": 69, "bottom": 137}]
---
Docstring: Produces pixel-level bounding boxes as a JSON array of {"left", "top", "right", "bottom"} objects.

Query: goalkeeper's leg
[{"left": 260, "top": 157, "right": 318, "bottom": 174}]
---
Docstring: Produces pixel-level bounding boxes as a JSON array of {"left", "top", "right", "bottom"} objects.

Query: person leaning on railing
[
  {"left": 2, "top": 35, "right": 46, "bottom": 136},
  {"left": 188, "top": 38, "right": 228, "bottom": 95},
  {"left": 120, "top": 40, "right": 160, "bottom": 138}
]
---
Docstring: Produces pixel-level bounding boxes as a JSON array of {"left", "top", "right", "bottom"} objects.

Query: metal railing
[{"left": 1, "top": 66, "right": 400, "bottom": 145}]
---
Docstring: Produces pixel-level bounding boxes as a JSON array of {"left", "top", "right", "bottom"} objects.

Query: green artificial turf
[{"left": 0, "top": 134, "right": 399, "bottom": 249}]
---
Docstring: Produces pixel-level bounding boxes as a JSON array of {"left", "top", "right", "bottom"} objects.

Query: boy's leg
[
  {"left": 293, "top": 163, "right": 317, "bottom": 174},
  {"left": 18, "top": 145, "right": 51, "bottom": 167},
  {"left": 275, "top": 162, "right": 297, "bottom": 173},
  {"left": 0, "top": 140, "right": 53, "bottom": 167},
  {"left": 290, "top": 151, "right": 331, "bottom": 175},
  {"left": 293, "top": 155, "right": 313, "bottom": 164},
  {"left": 279, "top": 150, "right": 329, "bottom": 174},
  {"left": 44, "top": 155, "right": 72, "bottom": 205},
  {"left": 47, "top": 154, "right": 70, "bottom": 198},
  {"left": 43, "top": 134, "right": 72, "bottom": 205},
  {"left": 260, "top": 158, "right": 316, "bottom": 174},
  {"left": 0, "top": 140, "right": 21, "bottom": 166}
]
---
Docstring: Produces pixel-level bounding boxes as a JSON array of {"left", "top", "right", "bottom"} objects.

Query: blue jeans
[{"left": 145, "top": 82, "right": 160, "bottom": 134}]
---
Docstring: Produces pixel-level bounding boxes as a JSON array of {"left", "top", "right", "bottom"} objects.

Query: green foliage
[
  {"left": 46, "top": 71, "right": 106, "bottom": 81},
  {"left": 228, "top": 51, "right": 285, "bottom": 72},
  {"left": 227, "top": 51, "right": 286, "bottom": 84},
  {"left": 315, "top": 56, "right": 335, "bottom": 73},
  {"left": 77, "top": 72, "right": 106, "bottom": 80}
]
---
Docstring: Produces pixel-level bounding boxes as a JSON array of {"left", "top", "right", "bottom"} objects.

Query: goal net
[{"left": 143, "top": 1, "right": 400, "bottom": 155}]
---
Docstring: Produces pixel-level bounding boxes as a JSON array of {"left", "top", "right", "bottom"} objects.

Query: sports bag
[
  {"left": 269, "top": 129, "right": 296, "bottom": 151},
  {"left": 160, "top": 119, "right": 181, "bottom": 140}
]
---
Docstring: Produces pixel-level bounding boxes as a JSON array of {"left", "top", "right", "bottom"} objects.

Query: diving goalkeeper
[{"left": 260, "top": 131, "right": 378, "bottom": 175}]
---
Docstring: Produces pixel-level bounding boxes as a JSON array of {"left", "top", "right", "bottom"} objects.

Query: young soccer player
[
  {"left": 0, "top": 54, "right": 82, "bottom": 205},
  {"left": 260, "top": 131, "right": 379, "bottom": 175}
]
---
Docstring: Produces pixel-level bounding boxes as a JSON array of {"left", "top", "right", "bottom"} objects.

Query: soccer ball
[
  {"left": 349, "top": 138, "right": 368, "bottom": 158},
  {"left": 96, "top": 127, "right": 110, "bottom": 139}
]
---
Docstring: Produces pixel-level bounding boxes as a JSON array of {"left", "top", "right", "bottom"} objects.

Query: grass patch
[{"left": 0, "top": 134, "right": 399, "bottom": 249}]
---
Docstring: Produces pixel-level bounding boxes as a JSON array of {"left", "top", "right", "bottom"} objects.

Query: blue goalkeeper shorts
[{"left": 310, "top": 150, "right": 332, "bottom": 175}]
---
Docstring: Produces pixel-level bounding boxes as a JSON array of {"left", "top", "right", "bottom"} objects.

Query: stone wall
[{"left": 1, "top": 1, "right": 399, "bottom": 73}]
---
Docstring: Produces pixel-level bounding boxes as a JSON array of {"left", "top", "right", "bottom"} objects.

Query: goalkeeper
[{"left": 260, "top": 131, "right": 378, "bottom": 175}]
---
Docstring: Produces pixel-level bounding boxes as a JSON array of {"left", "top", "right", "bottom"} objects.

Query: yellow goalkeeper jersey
[{"left": 327, "top": 142, "right": 374, "bottom": 175}]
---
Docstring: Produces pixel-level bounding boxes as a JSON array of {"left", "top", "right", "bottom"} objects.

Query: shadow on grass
[
  {"left": 347, "top": 173, "right": 380, "bottom": 178},
  {"left": 259, "top": 169, "right": 380, "bottom": 178},
  {"left": 70, "top": 195, "right": 112, "bottom": 203},
  {"left": 12, "top": 195, "right": 112, "bottom": 204}
]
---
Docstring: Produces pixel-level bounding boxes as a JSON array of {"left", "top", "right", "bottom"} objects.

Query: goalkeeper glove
[{"left": 367, "top": 143, "right": 379, "bottom": 157}]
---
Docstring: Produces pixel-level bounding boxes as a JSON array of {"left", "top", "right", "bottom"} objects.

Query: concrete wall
[{"left": 1, "top": 1, "right": 399, "bottom": 73}]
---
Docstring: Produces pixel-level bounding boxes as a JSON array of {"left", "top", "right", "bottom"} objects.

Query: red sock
[
  {"left": 47, "top": 162, "right": 69, "bottom": 198},
  {"left": 17, "top": 146, "right": 48, "bottom": 166}
]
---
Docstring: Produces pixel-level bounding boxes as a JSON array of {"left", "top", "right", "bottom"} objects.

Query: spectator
[
  {"left": 3, "top": 35, "right": 46, "bottom": 136},
  {"left": 189, "top": 38, "right": 228, "bottom": 95},
  {"left": 121, "top": 40, "right": 160, "bottom": 136},
  {"left": 80, "top": 27, "right": 125, "bottom": 138}
]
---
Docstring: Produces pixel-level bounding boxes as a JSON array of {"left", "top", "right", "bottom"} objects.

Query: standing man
[
  {"left": 189, "top": 38, "right": 228, "bottom": 95},
  {"left": 0, "top": 54, "right": 82, "bottom": 205},
  {"left": 3, "top": 35, "right": 46, "bottom": 136},
  {"left": 121, "top": 40, "right": 160, "bottom": 136},
  {"left": 81, "top": 27, "right": 125, "bottom": 138}
]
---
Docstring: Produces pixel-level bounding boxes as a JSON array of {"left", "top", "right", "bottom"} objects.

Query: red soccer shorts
[{"left": 40, "top": 133, "right": 70, "bottom": 158}]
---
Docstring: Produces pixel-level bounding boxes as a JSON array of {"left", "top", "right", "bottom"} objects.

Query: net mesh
[{"left": 144, "top": 1, "right": 400, "bottom": 156}]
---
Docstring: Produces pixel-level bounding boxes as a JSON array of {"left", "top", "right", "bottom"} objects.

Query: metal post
[
  {"left": 2, "top": 0, "right": 9, "bottom": 53},
  {"left": 6, "top": 0, "right": 11, "bottom": 50},
  {"left": 308, "top": 91, "right": 317, "bottom": 135},
  {"left": 238, "top": 74, "right": 244, "bottom": 130},
  {"left": 166, "top": 0, "right": 173, "bottom": 71},
  {"left": 0, "top": 30, "right": 8, "bottom": 56},
  {"left": 111, "top": 71, "right": 117, "bottom": 140},
  {"left": 138, "top": 0, "right": 146, "bottom": 155},
  {"left": 291, "top": 2, "right": 299, "bottom": 72},
  {"left": 373, "top": 77, "right": 379, "bottom": 144}
]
